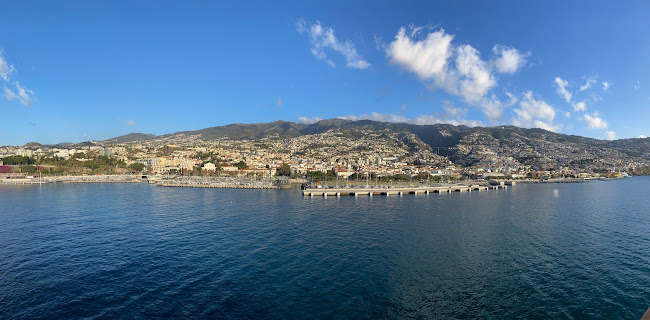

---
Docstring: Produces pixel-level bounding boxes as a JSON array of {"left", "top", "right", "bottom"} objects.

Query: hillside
[{"left": 100, "top": 119, "right": 650, "bottom": 171}]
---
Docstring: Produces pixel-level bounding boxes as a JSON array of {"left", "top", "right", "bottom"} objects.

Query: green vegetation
[
  {"left": 633, "top": 166, "right": 650, "bottom": 175},
  {"left": 20, "top": 165, "right": 41, "bottom": 174},
  {"left": 7, "top": 154, "right": 130, "bottom": 176},
  {"left": 2, "top": 155, "right": 34, "bottom": 165},
  {"left": 277, "top": 163, "right": 291, "bottom": 176},
  {"left": 235, "top": 160, "right": 248, "bottom": 170},
  {"left": 129, "top": 163, "right": 145, "bottom": 172}
]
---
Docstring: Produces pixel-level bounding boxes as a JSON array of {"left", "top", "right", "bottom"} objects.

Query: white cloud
[
  {"left": 373, "top": 35, "right": 386, "bottom": 51},
  {"left": 533, "top": 120, "right": 562, "bottom": 132},
  {"left": 634, "top": 81, "right": 640, "bottom": 90},
  {"left": 6, "top": 82, "right": 33, "bottom": 106},
  {"left": 505, "top": 92, "right": 518, "bottom": 106},
  {"left": 564, "top": 111, "right": 571, "bottom": 118},
  {"left": 0, "top": 53, "right": 14, "bottom": 81},
  {"left": 401, "top": 103, "right": 407, "bottom": 111},
  {"left": 637, "top": 134, "right": 647, "bottom": 139},
  {"left": 296, "top": 19, "right": 370, "bottom": 70},
  {"left": 583, "top": 111, "right": 607, "bottom": 129},
  {"left": 297, "top": 116, "right": 322, "bottom": 124},
  {"left": 604, "top": 131, "right": 616, "bottom": 140},
  {"left": 337, "top": 111, "right": 483, "bottom": 127},
  {"left": 1, "top": 53, "right": 34, "bottom": 105},
  {"left": 385, "top": 26, "right": 531, "bottom": 122},
  {"left": 456, "top": 44, "right": 496, "bottom": 103},
  {"left": 602, "top": 81, "right": 612, "bottom": 91},
  {"left": 513, "top": 91, "right": 560, "bottom": 132},
  {"left": 0, "top": 57, "right": 13, "bottom": 81},
  {"left": 386, "top": 26, "right": 520, "bottom": 106},
  {"left": 479, "top": 94, "right": 506, "bottom": 122},
  {"left": 276, "top": 96, "right": 283, "bottom": 107},
  {"left": 579, "top": 75, "right": 598, "bottom": 91},
  {"left": 125, "top": 120, "right": 136, "bottom": 126},
  {"left": 386, "top": 26, "right": 456, "bottom": 92},
  {"left": 492, "top": 45, "right": 529, "bottom": 73},
  {"left": 554, "top": 77, "right": 572, "bottom": 103},
  {"left": 3, "top": 86, "right": 16, "bottom": 101},
  {"left": 572, "top": 101, "right": 587, "bottom": 112},
  {"left": 440, "top": 102, "right": 465, "bottom": 119}
]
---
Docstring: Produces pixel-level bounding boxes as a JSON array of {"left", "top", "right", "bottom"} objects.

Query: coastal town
[{"left": 2, "top": 122, "right": 648, "bottom": 186}]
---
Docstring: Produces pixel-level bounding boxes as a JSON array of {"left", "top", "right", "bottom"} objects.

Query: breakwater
[
  {"left": 152, "top": 176, "right": 280, "bottom": 189},
  {"left": 1, "top": 174, "right": 142, "bottom": 185},
  {"left": 156, "top": 182, "right": 278, "bottom": 189}
]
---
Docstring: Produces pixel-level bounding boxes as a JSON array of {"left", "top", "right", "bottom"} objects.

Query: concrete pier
[{"left": 303, "top": 184, "right": 508, "bottom": 197}]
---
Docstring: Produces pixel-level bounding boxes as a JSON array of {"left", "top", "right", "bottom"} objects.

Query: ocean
[{"left": 1, "top": 177, "right": 649, "bottom": 319}]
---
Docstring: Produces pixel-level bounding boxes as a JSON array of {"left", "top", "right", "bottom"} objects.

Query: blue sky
[{"left": 1, "top": 1, "right": 649, "bottom": 145}]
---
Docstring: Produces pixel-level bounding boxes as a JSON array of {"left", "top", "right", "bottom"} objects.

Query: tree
[
  {"left": 277, "top": 163, "right": 291, "bottom": 176},
  {"left": 71, "top": 152, "right": 86, "bottom": 160},
  {"left": 129, "top": 163, "right": 145, "bottom": 172},
  {"left": 2, "top": 155, "right": 33, "bottom": 165},
  {"left": 235, "top": 160, "right": 248, "bottom": 170},
  {"left": 21, "top": 165, "right": 38, "bottom": 174}
]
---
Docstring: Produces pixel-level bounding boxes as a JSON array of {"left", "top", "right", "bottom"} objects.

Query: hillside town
[{"left": 2, "top": 125, "right": 648, "bottom": 183}]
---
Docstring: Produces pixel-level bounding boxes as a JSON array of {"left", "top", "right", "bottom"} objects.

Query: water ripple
[{"left": 2, "top": 179, "right": 650, "bottom": 319}]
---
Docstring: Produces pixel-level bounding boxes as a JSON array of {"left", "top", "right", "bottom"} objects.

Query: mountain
[
  {"left": 104, "top": 133, "right": 157, "bottom": 144},
  {"left": 167, "top": 120, "right": 307, "bottom": 140},
  {"left": 102, "top": 119, "right": 650, "bottom": 171}
]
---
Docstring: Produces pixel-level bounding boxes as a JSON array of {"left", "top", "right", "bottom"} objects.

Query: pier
[{"left": 302, "top": 184, "right": 507, "bottom": 197}]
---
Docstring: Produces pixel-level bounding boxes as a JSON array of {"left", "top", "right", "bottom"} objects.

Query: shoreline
[{"left": 0, "top": 175, "right": 627, "bottom": 188}]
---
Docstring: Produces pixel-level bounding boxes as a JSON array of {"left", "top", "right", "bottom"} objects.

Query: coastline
[{"left": 0, "top": 175, "right": 626, "bottom": 188}]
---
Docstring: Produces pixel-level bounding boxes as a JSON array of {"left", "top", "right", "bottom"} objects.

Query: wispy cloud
[
  {"left": 505, "top": 92, "right": 518, "bottom": 106},
  {"left": 602, "top": 81, "right": 612, "bottom": 91},
  {"left": 0, "top": 52, "right": 15, "bottom": 81},
  {"left": 554, "top": 77, "right": 571, "bottom": 103},
  {"left": 276, "top": 96, "right": 283, "bottom": 107},
  {"left": 0, "top": 51, "right": 34, "bottom": 106},
  {"left": 4, "top": 82, "right": 33, "bottom": 106},
  {"left": 296, "top": 19, "right": 371, "bottom": 69},
  {"left": 604, "top": 131, "right": 616, "bottom": 140},
  {"left": 3, "top": 86, "right": 16, "bottom": 100},
  {"left": 579, "top": 74, "right": 598, "bottom": 91},
  {"left": 637, "top": 134, "right": 647, "bottom": 139},
  {"left": 376, "top": 86, "right": 390, "bottom": 102},
  {"left": 634, "top": 81, "right": 640, "bottom": 90},
  {"left": 125, "top": 120, "right": 136, "bottom": 126},
  {"left": 572, "top": 101, "right": 587, "bottom": 112}
]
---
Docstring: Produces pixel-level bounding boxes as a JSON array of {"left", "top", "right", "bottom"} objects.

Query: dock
[{"left": 302, "top": 184, "right": 507, "bottom": 197}]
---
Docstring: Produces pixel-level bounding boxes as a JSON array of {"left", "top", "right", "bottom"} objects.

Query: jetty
[{"left": 302, "top": 184, "right": 507, "bottom": 197}]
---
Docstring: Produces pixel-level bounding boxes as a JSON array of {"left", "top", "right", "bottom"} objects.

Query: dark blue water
[{"left": 1, "top": 178, "right": 650, "bottom": 319}]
